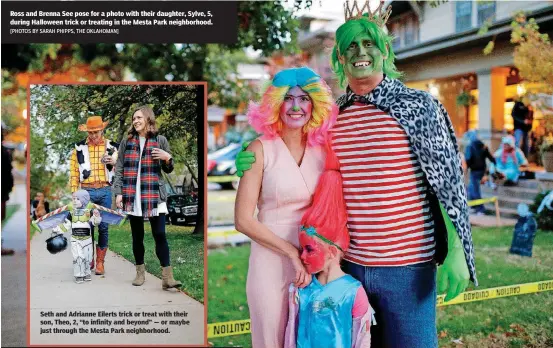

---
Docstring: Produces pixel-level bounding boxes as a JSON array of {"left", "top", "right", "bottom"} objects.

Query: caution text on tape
[
  {"left": 208, "top": 319, "right": 251, "bottom": 338},
  {"left": 207, "top": 279, "right": 553, "bottom": 338}
]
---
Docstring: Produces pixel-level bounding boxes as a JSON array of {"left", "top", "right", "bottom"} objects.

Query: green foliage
[
  {"left": 530, "top": 190, "right": 553, "bottom": 231},
  {"left": 456, "top": 91, "right": 477, "bottom": 107},
  {"left": 2, "top": 1, "right": 313, "bottom": 108},
  {"left": 29, "top": 84, "right": 199, "bottom": 196},
  {"left": 208, "top": 227, "right": 553, "bottom": 347},
  {"left": 108, "top": 224, "right": 204, "bottom": 302},
  {"left": 540, "top": 137, "right": 553, "bottom": 154}
]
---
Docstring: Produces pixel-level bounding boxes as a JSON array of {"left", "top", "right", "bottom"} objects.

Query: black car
[{"left": 165, "top": 182, "right": 198, "bottom": 225}]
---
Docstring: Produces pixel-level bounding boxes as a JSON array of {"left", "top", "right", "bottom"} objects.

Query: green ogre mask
[{"left": 331, "top": 16, "right": 401, "bottom": 89}]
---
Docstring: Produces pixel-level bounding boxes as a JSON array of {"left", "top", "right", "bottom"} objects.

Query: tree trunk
[{"left": 193, "top": 79, "right": 205, "bottom": 235}]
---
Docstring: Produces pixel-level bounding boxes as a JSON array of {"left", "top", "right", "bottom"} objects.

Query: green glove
[
  {"left": 437, "top": 203, "right": 470, "bottom": 302},
  {"left": 235, "top": 141, "right": 256, "bottom": 177}
]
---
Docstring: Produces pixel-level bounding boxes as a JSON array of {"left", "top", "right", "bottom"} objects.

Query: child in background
[
  {"left": 464, "top": 130, "right": 496, "bottom": 214},
  {"left": 284, "top": 146, "right": 372, "bottom": 348}
]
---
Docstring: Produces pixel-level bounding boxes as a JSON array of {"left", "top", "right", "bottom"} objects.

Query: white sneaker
[
  {"left": 84, "top": 275, "right": 92, "bottom": 282},
  {"left": 74, "top": 277, "right": 84, "bottom": 284}
]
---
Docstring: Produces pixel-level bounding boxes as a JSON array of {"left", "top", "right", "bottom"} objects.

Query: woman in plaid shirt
[{"left": 113, "top": 105, "right": 182, "bottom": 290}]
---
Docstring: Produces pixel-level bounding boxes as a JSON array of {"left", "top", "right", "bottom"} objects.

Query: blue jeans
[
  {"left": 343, "top": 260, "right": 438, "bottom": 348},
  {"left": 468, "top": 170, "right": 485, "bottom": 213},
  {"left": 514, "top": 129, "right": 529, "bottom": 157},
  {"left": 85, "top": 186, "right": 112, "bottom": 249}
]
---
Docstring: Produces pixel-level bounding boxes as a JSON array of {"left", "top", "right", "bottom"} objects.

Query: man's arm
[
  {"left": 432, "top": 97, "right": 472, "bottom": 299},
  {"left": 69, "top": 149, "right": 80, "bottom": 193}
]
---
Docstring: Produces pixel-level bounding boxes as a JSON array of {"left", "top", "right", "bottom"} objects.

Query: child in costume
[
  {"left": 284, "top": 146, "right": 372, "bottom": 348},
  {"left": 32, "top": 190, "right": 126, "bottom": 283}
]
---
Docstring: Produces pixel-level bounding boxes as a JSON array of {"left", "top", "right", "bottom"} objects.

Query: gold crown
[{"left": 343, "top": 0, "right": 392, "bottom": 27}]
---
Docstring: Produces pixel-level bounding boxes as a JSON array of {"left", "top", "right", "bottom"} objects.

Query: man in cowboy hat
[{"left": 69, "top": 116, "right": 119, "bottom": 275}]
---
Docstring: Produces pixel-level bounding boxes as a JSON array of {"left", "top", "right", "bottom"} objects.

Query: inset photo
[{"left": 28, "top": 82, "right": 206, "bottom": 346}]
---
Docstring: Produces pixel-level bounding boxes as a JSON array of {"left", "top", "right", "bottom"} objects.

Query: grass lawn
[
  {"left": 207, "top": 227, "right": 553, "bottom": 347},
  {"left": 106, "top": 223, "right": 205, "bottom": 303}
]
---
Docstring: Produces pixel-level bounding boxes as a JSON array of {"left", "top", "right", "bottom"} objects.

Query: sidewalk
[
  {"left": 30, "top": 227, "right": 205, "bottom": 345},
  {"left": 1, "top": 183, "right": 28, "bottom": 347}
]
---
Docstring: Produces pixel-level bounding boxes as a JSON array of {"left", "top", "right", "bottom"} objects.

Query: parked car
[
  {"left": 207, "top": 143, "right": 241, "bottom": 190},
  {"left": 165, "top": 182, "right": 198, "bottom": 225}
]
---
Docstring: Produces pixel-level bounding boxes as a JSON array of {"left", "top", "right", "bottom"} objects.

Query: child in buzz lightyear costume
[{"left": 32, "top": 190, "right": 126, "bottom": 284}]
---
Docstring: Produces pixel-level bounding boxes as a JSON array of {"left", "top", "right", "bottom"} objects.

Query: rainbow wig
[
  {"left": 331, "top": 16, "right": 402, "bottom": 89},
  {"left": 300, "top": 144, "right": 349, "bottom": 252},
  {"left": 247, "top": 67, "right": 338, "bottom": 146}
]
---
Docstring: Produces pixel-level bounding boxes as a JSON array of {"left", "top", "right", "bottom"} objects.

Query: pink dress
[{"left": 246, "top": 137, "right": 325, "bottom": 348}]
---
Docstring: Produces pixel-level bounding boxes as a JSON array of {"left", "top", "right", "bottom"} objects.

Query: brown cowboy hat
[{"left": 78, "top": 116, "right": 108, "bottom": 132}]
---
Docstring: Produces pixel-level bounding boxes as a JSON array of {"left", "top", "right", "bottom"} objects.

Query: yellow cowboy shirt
[{"left": 69, "top": 138, "right": 108, "bottom": 193}]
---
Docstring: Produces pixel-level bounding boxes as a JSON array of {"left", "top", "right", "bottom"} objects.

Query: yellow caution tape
[
  {"left": 208, "top": 229, "right": 241, "bottom": 237},
  {"left": 207, "top": 279, "right": 553, "bottom": 338},
  {"left": 208, "top": 319, "right": 251, "bottom": 338},
  {"left": 468, "top": 196, "right": 497, "bottom": 207},
  {"left": 208, "top": 175, "right": 239, "bottom": 183},
  {"left": 437, "top": 279, "right": 553, "bottom": 306}
]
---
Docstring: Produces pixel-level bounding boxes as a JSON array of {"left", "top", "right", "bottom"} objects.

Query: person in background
[
  {"left": 31, "top": 192, "right": 50, "bottom": 220},
  {"left": 1, "top": 122, "right": 15, "bottom": 256},
  {"left": 464, "top": 130, "right": 496, "bottom": 215},
  {"left": 511, "top": 98, "right": 534, "bottom": 157},
  {"left": 492, "top": 135, "right": 529, "bottom": 186}
]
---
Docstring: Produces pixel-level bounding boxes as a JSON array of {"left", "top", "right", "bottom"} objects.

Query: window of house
[
  {"left": 477, "top": 1, "right": 496, "bottom": 25},
  {"left": 388, "top": 12, "right": 419, "bottom": 49},
  {"left": 456, "top": 1, "right": 473, "bottom": 32},
  {"left": 390, "top": 22, "right": 402, "bottom": 50},
  {"left": 403, "top": 17, "right": 418, "bottom": 46}
]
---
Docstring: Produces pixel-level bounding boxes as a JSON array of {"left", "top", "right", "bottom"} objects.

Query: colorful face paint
[
  {"left": 279, "top": 86, "right": 313, "bottom": 130},
  {"left": 342, "top": 32, "right": 384, "bottom": 80},
  {"left": 299, "top": 232, "right": 329, "bottom": 274}
]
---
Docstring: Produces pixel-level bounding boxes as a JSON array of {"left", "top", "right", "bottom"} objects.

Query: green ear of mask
[
  {"left": 437, "top": 202, "right": 471, "bottom": 302},
  {"left": 235, "top": 141, "right": 256, "bottom": 178}
]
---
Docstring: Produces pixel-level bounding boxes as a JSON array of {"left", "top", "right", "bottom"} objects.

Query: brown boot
[
  {"left": 161, "top": 266, "right": 182, "bottom": 290},
  {"left": 132, "top": 264, "right": 146, "bottom": 286},
  {"left": 95, "top": 246, "right": 107, "bottom": 275}
]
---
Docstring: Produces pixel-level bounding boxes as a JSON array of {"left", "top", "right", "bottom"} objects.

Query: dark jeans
[
  {"left": 85, "top": 186, "right": 111, "bottom": 249},
  {"left": 514, "top": 129, "right": 529, "bottom": 157},
  {"left": 343, "top": 260, "right": 438, "bottom": 348},
  {"left": 128, "top": 214, "right": 170, "bottom": 267},
  {"left": 467, "top": 170, "right": 485, "bottom": 213}
]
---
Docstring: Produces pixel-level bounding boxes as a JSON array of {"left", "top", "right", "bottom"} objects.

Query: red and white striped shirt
[{"left": 330, "top": 102, "right": 435, "bottom": 266}]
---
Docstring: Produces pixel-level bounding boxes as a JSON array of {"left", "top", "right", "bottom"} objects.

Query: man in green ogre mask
[{"left": 236, "top": 3, "right": 476, "bottom": 347}]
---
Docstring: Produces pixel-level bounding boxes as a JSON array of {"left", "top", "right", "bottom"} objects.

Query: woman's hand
[
  {"left": 116, "top": 195, "right": 123, "bottom": 209},
  {"left": 290, "top": 255, "right": 312, "bottom": 288},
  {"left": 152, "top": 148, "right": 171, "bottom": 162}
]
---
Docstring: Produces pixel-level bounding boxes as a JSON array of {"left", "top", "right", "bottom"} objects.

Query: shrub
[{"left": 530, "top": 190, "right": 553, "bottom": 231}]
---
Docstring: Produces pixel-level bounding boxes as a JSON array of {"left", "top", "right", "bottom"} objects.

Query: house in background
[
  {"left": 391, "top": 0, "right": 553, "bottom": 150},
  {"left": 297, "top": 1, "right": 553, "bottom": 150},
  {"left": 207, "top": 63, "right": 268, "bottom": 150}
]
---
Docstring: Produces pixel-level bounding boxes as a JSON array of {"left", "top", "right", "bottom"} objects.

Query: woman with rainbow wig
[{"left": 235, "top": 66, "right": 338, "bottom": 347}]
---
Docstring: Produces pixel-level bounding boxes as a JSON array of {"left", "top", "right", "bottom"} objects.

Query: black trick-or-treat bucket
[{"left": 45, "top": 233, "right": 68, "bottom": 254}]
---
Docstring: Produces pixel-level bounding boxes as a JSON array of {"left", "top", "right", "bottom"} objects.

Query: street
[{"left": 207, "top": 184, "right": 237, "bottom": 226}]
